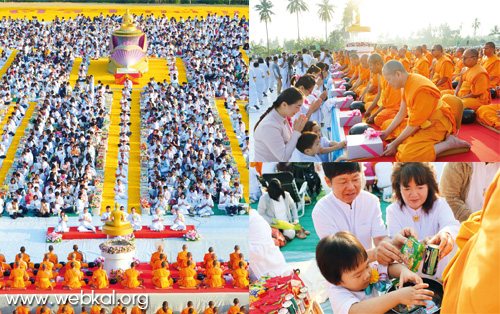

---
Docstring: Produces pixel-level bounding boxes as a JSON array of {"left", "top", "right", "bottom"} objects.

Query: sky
[{"left": 250, "top": 0, "right": 500, "bottom": 44}]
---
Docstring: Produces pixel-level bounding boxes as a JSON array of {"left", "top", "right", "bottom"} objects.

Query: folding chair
[{"left": 262, "top": 172, "right": 309, "bottom": 218}]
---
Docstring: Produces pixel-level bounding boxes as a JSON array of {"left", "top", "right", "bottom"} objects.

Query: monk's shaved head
[
  {"left": 398, "top": 48, "right": 406, "bottom": 58},
  {"left": 422, "top": 44, "right": 427, "bottom": 48},
  {"left": 415, "top": 46, "right": 423, "bottom": 53},
  {"left": 368, "top": 53, "right": 384, "bottom": 65},
  {"left": 383, "top": 60, "right": 408, "bottom": 76},
  {"left": 457, "top": 48, "right": 465, "bottom": 53},
  {"left": 485, "top": 42, "right": 496, "bottom": 50},
  {"left": 350, "top": 53, "right": 359, "bottom": 60},
  {"left": 360, "top": 54, "right": 368, "bottom": 63},
  {"left": 433, "top": 44, "right": 443, "bottom": 52},
  {"left": 466, "top": 49, "right": 479, "bottom": 58}
]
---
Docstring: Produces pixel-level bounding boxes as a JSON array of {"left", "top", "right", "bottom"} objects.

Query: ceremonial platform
[{"left": 46, "top": 226, "right": 196, "bottom": 240}]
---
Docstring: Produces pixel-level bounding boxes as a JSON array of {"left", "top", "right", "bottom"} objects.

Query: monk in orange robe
[
  {"left": 16, "top": 247, "right": 34, "bottom": 269},
  {"left": 232, "top": 261, "right": 249, "bottom": 288},
  {"left": 350, "top": 55, "right": 371, "bottom": 95},
  {"left": 180, "top": 302, "right": 198, "bottom": 314},
  {"left": 152, "top": 261, "right": 173, "bottom": 289},
  {"left": 205, "top": 253, "right": 221, "bottom": 274},
  {"left": 178, "top": 260, "right": 201, "bottom": 289},
  {"left": 441, "top": 169, "right": 500, "bottom": 313},
  {"left": 6, "top": 261, "right": 31, "bottom": 289},
  {"left": 156, "top": 302, "right": 173, "bottom": 314},
  {"left": 35, "top": 263, "right": 56, "bottom": 290},
  {"left": 346, "top": 53, "right": 361, "bottom": 85},
  {"left": 412, "top": 46, "right": 430, "bottom": 78},
  {"left": 398, "top": 49, "right": 411, "bottom": 72},
  {"left": 90, "top": 302, "right": 102, "bottom": 314},
  {"left": 16, "top": 304, "right": 30, "bottom": 314},
  {"left": 204, "top": 247, "right": 214, "bottom": 268},
  {"left": 152, "top": 253, "right": 168, "bottom": 270},
  {"left": 203, "top": 260, "right": 225, "bottom": 288},
  {"left": 122, "top": 262, "right": 144, "bottom": 289},
  {"left": 231, "top": 253, "right": 247, "bottom": 270},
  {"left": 47, "top": 245, "right": 62, "bottom": 269},
  {"left": 111, "top": 302, "right": 123, "bottom": 314},
  {"left": 62, "top": 261, "right": 86, "bottom": 290},
  {"left": 0, "top": 250, "right": 11, "bottom": 271},
  {"left": 441, "top": 49, "right": 491, "bottom": 111},
  {"left": 380, "top": 60, "right": 470, "bottom": 161},
  {"left": 67, "top": 245, "right": 88, "bottom": 268},
  {"left": 180, "top": 252, "right": 196, "bottom": 269},
  {"left": 229, "top": 245, "right": 240, "bottom": 268},
  {"left": 36, "top": 303, "right": 51, "bottom": 314},
  {"left": 204, "top": 302, "right": 215, "bottom": 314},
  {"left": 40, "top": 254, "right": 55, "bottom": 279},
  {"left": 66, "top": 254, "right": 82, "bottom": 271},
  {"left": 451, "top": 48, "right": 465, "bottom": 82},
  {"left": 58, "top": 302, "right": 75, "bottom": 314},
  {"left": 150, "top": 245, "right": 164, "bottom": 267},
  {"left": 477, "top": 103, "right": 500, "bottom": 130},
  {"left": 90, "top": 262, "right": 109, "bottom": 289},
  {"left": 481, "top": 42, "right": 500, "bottom": 89},
  {"left": 174, "top": 244, "right": 188, "bottom": 270},
  {"left": 422, "top": 44, "right": 434, "bottom": 66},
  {"left": 430, "top": 44, "right": 454, "bottom": 91},
  {"left": 228, "top": 299, "right": 241, "bottom": 314},
  {"left": 364, "top": 54, "right": 402, "bottom": 128},
  {"left": 358, "top": 69, "right": 379, "bottom": 104},
  {"left": 131, "top": 306, "right": 146, "bottom": 314}
]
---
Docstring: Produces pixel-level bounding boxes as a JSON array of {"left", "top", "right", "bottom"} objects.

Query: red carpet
[
  {"left": 46, "top": 225, "right": 195, "bottom": 240},
  {"left": 339, "top": 98, "right": 500, "bottom": 162},
  {"left": 0, "top": 263, "right": 248, "bottom": 295}
]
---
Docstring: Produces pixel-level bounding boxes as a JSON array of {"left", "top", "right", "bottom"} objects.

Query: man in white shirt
[
  {"left": 126, "top": 207, "right": 142, "bottom": 231},
  {"left": 78, "top": 207, "right": 96, "bottom": 233},
  {"left": 100, "top": 206, "right": 112, "bottom": 230},
  {"left": 196, "top": 191, "right": 214, "bottom": 216}
]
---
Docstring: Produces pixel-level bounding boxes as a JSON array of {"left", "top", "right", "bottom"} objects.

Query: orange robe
[
  {"left": 412, "top": 57, "right": 430, "bottom": 78},
  {"left": 112, "top": 306, "right": 123, "bottom": 314},
  {"left": 432, "top": 55, "right": 454, "bottom": 91},
  {"left": 67, "top": 252, "right": 88, "bottom": 267},
  {"left": 228, "top": 306, "right": 240, "bottom": 314},
  {"left": 7, "top": 268, "right": 31, "bottom": 288},
  {"left": 58, "top": 305, "right": 75, "bottom": 314},
  {"left": 35, "top": 270, "right": 56, "bottom": 289},
  {"left": 204, "top": 309, "right": 214, "bottom": 314},
  {"left": 232, "top": 259, "right": 248, "bottom": 270},
  {"left": 0, "top": 255, "right": 12, "bottom": 270},
  {"left": 477, "top": 104, "right": 500, "bottom": 129},
  {"left": 152, "top": 268, "right": 173, "bottom": 288},
  {"left": 66, "top": 260, "right": 81, "bottom": 271},
  {"left": 15, "top": 253, "right": 34, "bottom": 269},
  {"left": 441, "top": 63, "right": 491, "bottom": 111},
  {"left": 181, "top": 309, "right": 197, "bottom": 314},
  {"left": 40, "top": 261, "right": 55, "bottom": 278},
  {"left": 424, "top": 51, "right": 433, "bottom": 65},
  {"left": 452, "top": 58, "right": 465, "bottom": 81},
  {"left": 174, "top": 251, "right": 188, "bottom": 268},
  {"left": 36, "top": 306, "right": 51, "bottom": 314},
  {"left": 400, "top": 57, "right": 411, "bottom": 72},
  {"left": 150, "top": 252, "right": 161, "bottom": 266},
  {"left": 204, "top": 267, "right": 225, "bottom": 288},
  {"left": 232, "top": 268, "right": 249, "bottom": 288},
  {"left": 156, "top": 308, "right": 173, "bottom": 314},
  {"left": 481, "top": 54, "right": 500, "bottom": 88},
  {"left": 363, "top": 73, "right": 379, "bottom": 102},
  {"left": 229, "top": 252, "right": 240, "bottom": 267},
  {"left": 122, "top": 268, "right": 141, "bottom": 288},
  {"left": 91, "top": 268, "right": 109, "bottom": 289},
  {"left": 178, "top": 267, "right": 200, "bottom": 288},
  {"left": 16, "top": 306, "right": 30, "bottom": 314},
  {"left": 152, "top": 259, "right": 164, "bottom": 270},
  {"left": 392, "top": 74, "right": 457, "bottom": 161},
  {"left": 62, "top": 268, "right": 86, "bottom": 289},
  {"left": 441, "top": 169, "right": 500, "bottom": 313},
  {"left": 204, "top": 253, "right": 213, "bottom": 267},
  {"left": 354, "top": 64, "right": 371, "bottom": 96},
  {"left": 131, "top": 307, "right": 143, "bottom": 314},
  {"left": 366, "top": 74, "right": 402, "bottom": 128},
  {"left": 90, "top": 306, "right": 102, "bottom": 314}
]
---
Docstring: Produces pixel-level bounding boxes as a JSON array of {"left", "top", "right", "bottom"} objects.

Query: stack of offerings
[
  {"left": 346, "top": 128, "right": 383, "bottom": 160},
  {"left": 250, "top": 272, "right": 312, "bottom": 314},
  {"left": 139, "top": 112, "right": 151, "bottom": 214},
  {"left": 329, "top": 63, "right": 344, "bottom": 78}
]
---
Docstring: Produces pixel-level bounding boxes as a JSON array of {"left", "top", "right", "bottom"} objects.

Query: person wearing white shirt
[
  {"left": 100, "top": 206, "right": 112, "bottom": 230},
  {"left": 126, "top": 207, "right": 142, "bottom": 231},
  {"left": 196, "top": 192, "right": 214, "bottom": 216},
  {"left": 55, "top": 211, "right": 70, "bottom": 233},
  {"left": 150, "top": 207, "right": 165, "bottom": 231},
  {"left": 114, "top": 179, "right": 128, "bottom": 200},
  {"left": 77, "top": 208, "right": 96, "bottom": 233},
  {"left": 386, "top": 162, "right": 460, "bottom": 279},
  {"left": 115, "top": 163, "right": 128, "bottom": 184},
  {"left": 171, "top": 208, "right": 186, "bottom": 231},
  {"left": 174, "top": 193, "right": 190, "bottom": 215}
]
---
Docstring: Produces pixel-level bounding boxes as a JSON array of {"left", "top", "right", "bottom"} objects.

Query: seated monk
[
  {"left": 36, "top": 302, "right": 50, "bottom": 314},
  {"left": 90, "top": 301, "right": 102, "bottom": 314},
  {"left": 80, "top": 306, "right": 89, "bottom": 314},
  {"left": 451, "top": 48, "right": 465, "bottom": 82},
  {"left": 156, "top": 301, "right": 173, "bottom": 314},
  {"left": 35, "top": 263, "right": 56, "bottom": 290},
  {"left": 58, "top": 302, "right": 75, "bottom": 314},
  {"left": 67, "top": 245, "right": 88, "bottom": 268},
  {"left": 121, "top": 262, "right": 144, "bottom": 289},
  {"left": 66, "top": 253, "right": 82, "bottom": 271},
  {"left": 481, "top": 42, "right": 500, "bottom": 90},
  {"left": 441, "top": 49, "right": 491, "bottom": 111},
  {"left": 180, "top": 301, "right": 198, "bottom": 314},
  {"left": 150, "top": 245, "right": 164, "bottom": 267},
  {"left": 204, "top": 301, "right": 215, "bottom": 314},
  {"left": 152, "top": 253, "right": 168, "bottom": 270},
  {"left": 178, "top": 260, "right": 201, "bottom": 289},
  {"left": 203, "top": 260, "right": 225, "bottom": 288},
  {"left": 232, "top": 261, "right": 249, "bottom": 288},
  {"left": 180, "top": 252, "right": 196, "bottom": 269},
  {"left": 229, "top": 245, "right": 240, "bottom": 268},
  {"left": 152, "top": 261, "right": 173, "bottom": 289},
  {"left": 47, "top": 245, "right": 62, "bottom": 269},
  {"left": 358, "top": 63, "right": 379, "bottom": 103},
  {"left": 431, "top": 44, "right": 454, "bottom": 91},
  {"left": 228, "top": 299, "right": 240, "bottom": 314},
  {"left": 350, "top": 55, "right": 371, "bottom": 96},
  {"left": 62, "top": 261, "right": 86, "bottom": 290},
  {"left": 16, "top": 246, "right": 34, "bottom": 269},
  {"left": 398, "top": 48, "right": 411, "bottom": 72},
  {"left": 477, "top": 102, "right": 500, "bottom": 130},
  {"left": 40, "top": 254, "right": 55, "bottom": 279},
  {"left": 379, "top": 60, "right": 470, "bottom": 161},
  {"left": 231, "top": 253, "right": 247, "bottom": 271},
  {"left": 131, "top": 306, "right": 146, "bottom": 314},
  {"left": 16, "top": 303, "right": 30, "bottom": 314},
  {"left": 6, "top": 261, "right": 31, "bottom": 289},
  {"left": 111, "top": 302, "right": 123, "bottom": 314},
  {"left": 363, "top": 53, "right": 402, "bottom": 128},
  {"left": 90, "top": 262, "right": 109, "bottom": 289},
  {"left": 174, "top": 244, "right": 188, "bottom": 270},
  {"left": 0, "top": 249, "right": 12, "bottom": 271},
  {"left": 346, "top": 53, "right": 361, "bottom": 84},
  {"left": 204, "top": 247, "right": 214, "bottom": 268},
  {"left": 15, "top": 254, "right": 29, "bottom": 272},
  {"left": 205, "top": 253, "right": 221, "bottom": 274},
  {"left": 412, "top": 46, "right": 431, "bottom": 78}
]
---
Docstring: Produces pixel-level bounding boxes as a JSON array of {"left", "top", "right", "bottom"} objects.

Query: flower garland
[
  {"left": 183, "top": 230, "right": 201, "bottom": 241},
  {"left": 46, "top": 232, "right": 63, "bottom": 243},
  {"left": 99, "top": 239, "right": 136, "bottom": 255}
]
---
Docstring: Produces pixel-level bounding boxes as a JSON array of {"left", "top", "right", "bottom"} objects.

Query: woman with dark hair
[
  {"left": 257, "top": 178, "right": 308, "bottom": 241},
  {"left": 387, "top": 162, "right": 460, "bottom": 278},
  {"left": 253, "top": 87, "right": 308, "bottom": 161}
]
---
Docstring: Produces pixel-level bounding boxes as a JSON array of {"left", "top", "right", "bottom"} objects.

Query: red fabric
[
  {"left": 0, "top": 263, "right": 248, "bottom": 295},
  {"left": 46, "top": 226, "right": 195, "bottom": 240}
]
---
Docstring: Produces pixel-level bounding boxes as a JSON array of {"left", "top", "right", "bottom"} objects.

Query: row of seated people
[
  {"left": 0, "top": 245, "right": 248, "bottom": 290},
  {"left": 4, "top": 298, "right": 246, "bottom": 314}
]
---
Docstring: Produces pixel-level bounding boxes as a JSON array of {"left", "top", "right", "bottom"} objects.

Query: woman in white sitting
[
  {"left": 150, "top": 207, "right": 164, "bottom": 231},
  {"left": 174, "top": 193, "right": 190, "bottom": 215},
  {"left": 114, "top": 179, "right": 128, "bottom": 200},
  {"left": 55, "top": 211, "right": 69, "bottom": 233},
  {"left": 171, "top": 208, "right": 186, "bottom": 231},
  {"left": 100, "top": 206, "right": 112, "bottom": 230},
  {"left": 127, "top": 207, "right": 142, "bottom": 231},
  {"left": 77, "top": 207, "right": 96, "bottom": 233}
]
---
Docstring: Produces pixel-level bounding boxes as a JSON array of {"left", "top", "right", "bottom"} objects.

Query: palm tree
[
  {"left": 489, "top": 25, "right": 500, "bottom": 41},
  {"left": 317, "top": 0, "right": 335, "bottom": 42},
  {"left": 472, "top": 18, "right": 481, "bottom": 39},
  {"left": 286, "top": 0, "right": 309, "bottom": 46},
  {"left": 255, "top": 0, "right": 275, "bottom": 57}
]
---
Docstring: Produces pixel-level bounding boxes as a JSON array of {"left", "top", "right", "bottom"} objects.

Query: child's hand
[
  {"left": 397, "top": 283, "right": 434, "bottom": 306},
  {"left": 398, "top": 267, "right": 423, "bottom": 289},
  {"left": 334, "top": 155, "right": 348, "bottom": 162}
]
